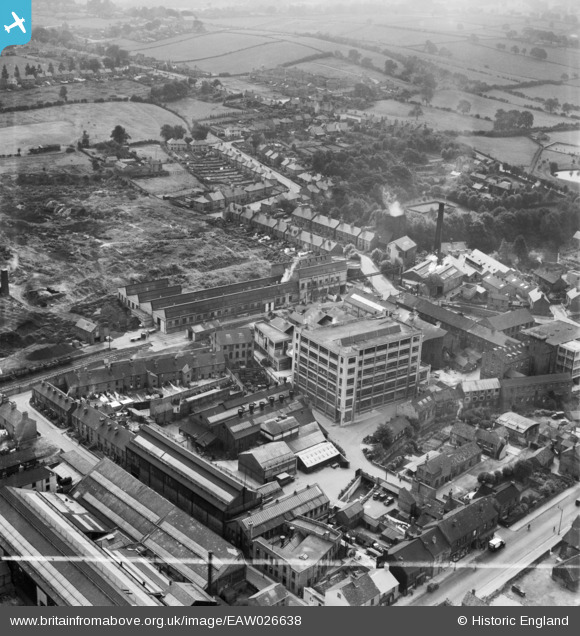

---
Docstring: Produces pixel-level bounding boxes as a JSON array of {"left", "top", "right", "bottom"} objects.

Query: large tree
[
  {"left": 172, "top": 124, "right": 186, "bottom": 140},
  {"left": 530, "top": 47, "right": 547, "bottom": 60},
  {"left": 111, "top": 125, "right": 130, "bottom": 145},
  {"left": 457, "top": 99, "right": 471, "bottom": 115},
  {"left": 160, "top": 124, "right": 175, "bottom": 141}
]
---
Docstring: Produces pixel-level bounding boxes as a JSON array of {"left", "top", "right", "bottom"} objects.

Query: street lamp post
[{"left": 557, "top": 505, "right": 564, "bottom": 535}]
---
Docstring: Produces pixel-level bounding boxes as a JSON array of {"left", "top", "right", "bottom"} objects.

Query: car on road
[{"left": 488, "top": 536, "right": 506, "bottom": 552}]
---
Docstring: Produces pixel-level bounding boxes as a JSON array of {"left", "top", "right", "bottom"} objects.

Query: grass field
[
  {"left": 294, "top": 58, "right": 392, "bottom": 84},
  {"left": 365, "top": 99, "right": 494, "bottom": 132},
  {"left": 0, "top": 53, "right": 58, "bottom": 73},
  {"left": 0, "top": 102, "right": 185, "bottom": 154},
  {"left": 515, "top": 84, "right": 580, "bottom": 106},
  {"left": 0, "top": 79, "right": 150, "bottom": 110},
  {"left": 422, "top": 41, "right": 580, "bottom": 82},
  {"left": 433, "top": 89, "right": 569, "bottom": 128},
  {"left": 170, "top": 97, "right": 239, "bottom": 123},
  {"left": 546, "top": 130, "right": 580, "bottom": 147},
  {"left": 455, "top": 134, "right": 539, "bottom": 167},
  {"left": 126, "top": 31, "right": 273, "bottom": 58},
  {"left": 186, "top": 40, "right": 323, "bottom": 74}
]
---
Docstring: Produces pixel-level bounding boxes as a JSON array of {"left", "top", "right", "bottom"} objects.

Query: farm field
[
  {"left": 204, "top": 11, "right": 517, "bottom": 40},
  {"left": 125, "top": 30, "right": 274, "bottom": 58},
  {"left": 515, "top": 84, "right": 580, "bottom": 107},
  {"left": 433, "top": 89, "right": 569, "bottom": 128},
  {"left": 546, "top": 130, "right": 580, "bottom": 147},
  {"left": 365, "top": 99, "right": 494, "bottom": 132},
  {"left": 294, "top": 58, "right": 393, "bottom": 84},
  {"left": 134, "top": 144, "right": 203, "bottom": 197},
  {"left": 0, "top": 53, "right": 59, "bottom": 73},
  {"left": 0, "top": 102, "right": 186, "bottom": 154},
  {"left": 187, "top": 40, "right": 323, "bottom": 75},
  {"left": 455, "top": 134, "right": 539, "bottom": 167},
  {"left": 0, "top": 79, "right": 150, "bottom": 110},
  {"left": 422, "top": 41, "right": 580, "bottom": 81}
]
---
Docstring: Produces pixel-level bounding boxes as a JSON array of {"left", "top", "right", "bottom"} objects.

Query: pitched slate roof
[
  {"left": 451, "top": 422, "right": 477, "bottom": 441},
  {"left": 239, "top": 441, "right": 294, "bottom": 470},
  {"left": 75, "top": 318, "right": 98, "bottom": 333},
  {"left": 480, "top": 308, "right": 534, "bottom": 332},
  {"left": 236, "top": 485, "right": 328, "bottom": 536},
  {"left": 438, "top": 496, "right": 497, "bottom": 545}
]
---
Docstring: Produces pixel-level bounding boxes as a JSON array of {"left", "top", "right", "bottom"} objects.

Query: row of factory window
[{"left": 166, "top": 296, "right": 296, "bottom": 327}]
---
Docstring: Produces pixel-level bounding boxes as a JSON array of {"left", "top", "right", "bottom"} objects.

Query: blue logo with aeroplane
[{"left": 0, "top": 1, "right": 31, "bottom": 55}]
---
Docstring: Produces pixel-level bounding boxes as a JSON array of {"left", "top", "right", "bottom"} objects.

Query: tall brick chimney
[
  {"left": 0, "top": 270, "right": 9, "bottom": 297},
  {"left": 434, "top": 202, "right": 445, "bottom": 264}
]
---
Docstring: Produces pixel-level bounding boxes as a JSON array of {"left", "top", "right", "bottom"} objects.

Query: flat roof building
[{"left": 292, "top": 317, "right": 422, "bottom": 424}]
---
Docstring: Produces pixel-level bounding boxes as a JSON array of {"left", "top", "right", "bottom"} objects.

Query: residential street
[
  {"left": 401, "top": 483, "right": 580, "bottom": 606},
  {"left": 214, "top": 137, "right": 301, "bottom": 194},
  {"left": 10, "top": 390, "right": 97, "bottom": 466}
]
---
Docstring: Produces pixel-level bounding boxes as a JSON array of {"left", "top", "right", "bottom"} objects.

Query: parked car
[
  {"left": 384, "top": 496, "right": 395, "bottom": 506},
  {"left": 427, "top": 582, "right": 439, "bottom": 593},
  {"left": 488, "top": 536, "right": 506, "bottom": 552}
]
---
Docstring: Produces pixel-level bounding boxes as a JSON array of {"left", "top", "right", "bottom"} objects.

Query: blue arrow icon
[{"left": 1, "top": 2, "right": 31, "bottom": 54}]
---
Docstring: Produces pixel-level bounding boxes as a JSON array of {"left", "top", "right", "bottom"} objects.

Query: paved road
[
  {"left": 401, "top": 483, "right": 580, "bottom": 606},
  {"left": 11, "top": 390, "right": 98, "bottom": 465}
]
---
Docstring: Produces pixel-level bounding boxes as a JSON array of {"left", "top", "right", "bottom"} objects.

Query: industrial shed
[{"left": 238, "top": 441, "right": 297, "bottom": 484}]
